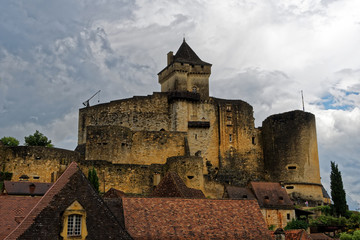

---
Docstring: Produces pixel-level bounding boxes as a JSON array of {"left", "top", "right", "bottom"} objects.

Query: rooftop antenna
[
  {"left": 301, "top": 90, "right": 305, "bottom": 111},
  {"left": 83, "top": 90, "right": 101, "bottom": 107}
]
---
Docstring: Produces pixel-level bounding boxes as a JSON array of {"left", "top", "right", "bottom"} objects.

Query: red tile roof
[
  {"left": 224, "top": 185, "right": 256, "bottom": 199},
  {"left": 151, "top": 172, "right": 205, "bottom": 198},
  {"left": 271, "top": 229, "right": 312, "bottom": 240},
  {"left": 103, "top": 187, "right": 126, "bottom": 198},
  {"left": 310, "top": 233, "right": 333, "bottom": 239},
  {"left": 122, "top": 197, "right": 273, "bottom": 239},
  {"left": 0, "top": 196, "right": 40, "bottom": 239},
  {"left": 3, "top": 181, "right": 52, "bottom": 196},
  {"left": 5, "top": 162, "right": 79, "bottom": 239},
  {"left": 251, "top": 182, "right": 294, "bottom": 208}
]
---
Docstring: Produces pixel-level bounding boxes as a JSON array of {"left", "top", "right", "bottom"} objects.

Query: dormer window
[
  {"left": 61, "top": 201, "right": 88, "bottom": 240},
  {"left": 67, "top": 214, "right": 82, "bottom": 236}
]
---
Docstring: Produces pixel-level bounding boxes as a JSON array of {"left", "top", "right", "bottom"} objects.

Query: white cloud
[{"left": 0, "top": 0, "right": 359, "bottom": 208}]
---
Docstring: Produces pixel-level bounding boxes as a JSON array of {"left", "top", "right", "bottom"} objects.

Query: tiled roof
[
  {"left": 173, "top": 39, "right": 211, "bottom": 66},
  {"left": 5, "top": 162, "right": 79, "bottom": 239},
  {"left": 251, "top": 182, "right": 294, "bottom": 208},
  {"left": 5, "top": 162, "right": 132, "bottom": 239},
  {"left": 0, "top": 196, "right": 40, "bottom": 239},
  {"left": 122, "top": 197, "right": 273, "bottom": 239},
  {"left": 3, "top": 181, "right": 52, "bottom": 196},
  {"left": 271, "top": 229, "right": 312, "bottom": 240},
  {"left": 151, "top": 171, "right": 205, "bottom": 198},
  {"left": 103, "top": 187, "right": 126, "bottom": 198},
  {"left": 224, "top": 185, "right": 256, "bottom": 199},
  {"left": 310, "top": 233, "right": 333, "bottom": 239}
]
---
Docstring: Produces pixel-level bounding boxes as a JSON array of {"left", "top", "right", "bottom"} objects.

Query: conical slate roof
[{"left": 173, "top": 39, "right": 211, "bottom": 66}]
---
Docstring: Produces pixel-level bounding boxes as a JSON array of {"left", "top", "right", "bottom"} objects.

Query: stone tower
[
  {"left": 262, "top": 110, "right": 323, "bottom": 204},
  {"left": 158, "top": 39, "right": 212, "bottom": 100}
]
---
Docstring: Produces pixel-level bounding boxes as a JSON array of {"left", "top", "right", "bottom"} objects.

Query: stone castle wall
[
  {"left": 78, "top": 93, "right": 170, "bottom": 144},
  {"left": 85, "top": 125, "right": 186, "bottom": 165}
]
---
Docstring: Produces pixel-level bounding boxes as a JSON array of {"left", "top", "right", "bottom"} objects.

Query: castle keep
[{"left": 1, "top": 40, "right": 325, "bottom": 204}]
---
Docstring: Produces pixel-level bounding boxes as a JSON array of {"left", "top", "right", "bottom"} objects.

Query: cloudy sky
[{"left": 0, "top": 0, "right": 359, "bottom": 209}]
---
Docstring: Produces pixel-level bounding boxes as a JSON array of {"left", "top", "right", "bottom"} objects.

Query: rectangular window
[
  {"left": 229, "top": 134, "right": 232, "bottom": 142},
  {"left": 287, "top": 213, "right": 290, "bottom": 220},
  {"left": 68, "top": 215, "right": 82, "bottom": 236}
]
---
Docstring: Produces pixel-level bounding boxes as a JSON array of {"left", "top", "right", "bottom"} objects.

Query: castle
[{"left": 0, "top": 40, "right": 325, "bottom": 204}]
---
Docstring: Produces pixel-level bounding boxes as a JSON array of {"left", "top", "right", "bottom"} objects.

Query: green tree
[
  {"left": 284, "top": 219, "right": 309, "bottom": 230},
  {"left": 331, "top": 161, "right": 347, "bottom": 217},
  {"left": 88, "top": 168, "right": 100, "bottom": 193},
  {"left": 0, "top": 136, "right": 19, "bottom": 146},
  {"left": 24, "top": 130, "right": 53, "bottom": 147}
]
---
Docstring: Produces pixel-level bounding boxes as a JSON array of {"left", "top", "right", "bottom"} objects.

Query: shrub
[{"left": 284, "top": 219, "right": 308, "bottom": 230}]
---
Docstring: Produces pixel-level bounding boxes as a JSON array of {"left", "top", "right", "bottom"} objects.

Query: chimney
[
  {"left": 274, "top": 228, "right": 286, "bottom": 240},
  {"left": 29, "top": 183, "right": 36, "bottom": 196},
  {"left": 167, "top": 51, "right": 174, "bottom": 65}
]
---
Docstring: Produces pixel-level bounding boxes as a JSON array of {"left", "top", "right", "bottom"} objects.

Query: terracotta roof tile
[
  {"left": 3, "top": 181, "right": 52, "bottom": 196},
  {"left": 224, "top": 185, "right": 256, "bottom": 199},
  {"left": 251, "top": 182, "right": 294, "bottom": 208},
  {"left": 310, "top": 233, "right": 333, "bottom": 239},
  {"left": 103, "top": 187, "right": 126, "bottom": 198},
  {"left": 0, "top": 196, "right": 40, "bottom": 239},
  {"left": 5, "top": 162, "right": 79, "bottom": 239},
  {"left": 151, "top": 172, "right": 205, "bottom": 198},
  {"left": 122, "top": 197, "right": 272, "bottom": 239},
  {"left": 271, "top": 229, "right": 312, "bottom": 240}
]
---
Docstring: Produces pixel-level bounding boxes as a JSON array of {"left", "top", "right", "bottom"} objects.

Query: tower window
[{"left": 229, "top": 134, "right": 232, "bottom": 142}]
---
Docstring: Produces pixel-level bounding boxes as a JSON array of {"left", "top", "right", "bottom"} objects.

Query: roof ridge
[{"left": 5, "top": 162, "right": 79, "bottom": 239}]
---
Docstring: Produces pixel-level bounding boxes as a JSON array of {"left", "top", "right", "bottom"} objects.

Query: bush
[
  {"left": 0, "top": 136, "right": 19, "bottom": 146},
  {"left": 340, "top": 233, "right": 353, "bottom": 240},
  {"left": 284, "top": 219, "right": 308, "bottom": 230}
]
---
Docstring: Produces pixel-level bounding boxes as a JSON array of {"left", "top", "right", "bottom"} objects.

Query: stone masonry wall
[
  {"left": 78, "top": 92, "right": 170, "bottom": 144},
  {"left": 0, "top": 146, "right": 80, "bottom": 182},
  {"left": 85, "top": 125, "right": 186, "bottom": 165}
]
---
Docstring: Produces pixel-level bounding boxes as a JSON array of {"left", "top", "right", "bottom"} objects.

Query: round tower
[{"left": 262, "top": 110, "right": 323, "bottom": 205}]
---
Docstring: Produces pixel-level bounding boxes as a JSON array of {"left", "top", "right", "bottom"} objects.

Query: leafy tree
[
  {"left": 24, "top": 130, "right": 53, "bottom": 147},
  {"left": 0, "top": 136, "right": 19, "bottom": 146},
  {"left": 284, "top": 219, "right": 309, "bottom": 230},
  {"left": 331, "top": 161, "right": 347, "bottom": 217},
  {"left": 88, "top": 168, "right": 100, "bottom": 193}
]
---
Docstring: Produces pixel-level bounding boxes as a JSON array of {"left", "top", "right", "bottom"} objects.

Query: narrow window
[
  {"left": 226, "top": 116, "right": 232, "bottom": 125},
  {"left": 242, "top": 195, "right": 248, "bottom": 199},
  {"left": 288, "top": 166, "right": 297, "bottom": 170},
  {"left": 286, "top": 186, "right": 294, "bottom": 189},
  {"left": 287, "top": 213, "right": 290, "bottom": 220},
  {"left": 67, "top": 214, "right": 82, "bottom": 236},
  {"left": 187, "top": 176, "right": 194, "bottom": 179},
  {"left": 195, "top": 134, "right": 197, "bottom": 140},
  {"left": 229, "top": 134, "right": 232, "bottom": 142},
  {"left": 252, "top": 137, "right": 255, "bottom": 145}
]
